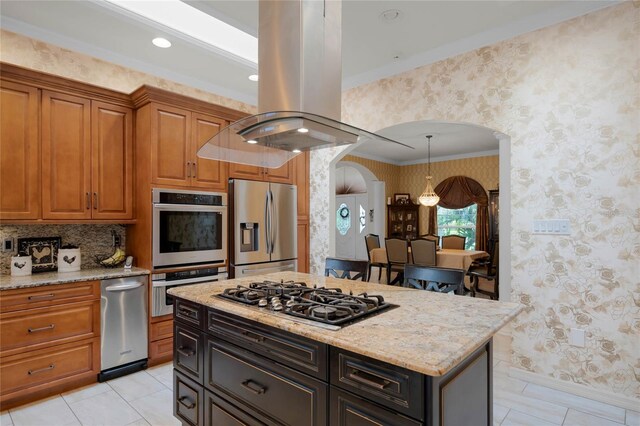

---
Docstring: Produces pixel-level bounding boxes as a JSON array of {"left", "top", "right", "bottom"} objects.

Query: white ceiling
[
  {"left": 0, "top": 0, "right": 616, "bottom": 160},
  {"left": 352, "top": 121, "right": 499, "bottom": 165}
]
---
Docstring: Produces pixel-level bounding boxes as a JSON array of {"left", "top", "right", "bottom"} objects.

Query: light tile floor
[{"left": 1, "top": 332, "right": 637, "bottom": 425}]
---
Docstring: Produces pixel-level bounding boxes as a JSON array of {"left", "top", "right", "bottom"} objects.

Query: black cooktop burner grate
[{"left": 218, "top": 280, "right": 393, "bottom": 327}]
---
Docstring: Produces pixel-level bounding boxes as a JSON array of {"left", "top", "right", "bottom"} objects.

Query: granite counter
[
  {"left": 0, "top": 267, "right": 150, "bottom": 290},
  {"left": 168, "top": 271, "right": 523, "bottom": 377}
]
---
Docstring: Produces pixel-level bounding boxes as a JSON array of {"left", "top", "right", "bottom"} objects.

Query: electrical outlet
[
  {"left": 112, "top": 233, "right": 121, "bottom": 247},
  {"left": 569, "top": 328, "right": 585, "bottom": 347},
  {"left": 2, "top": 238, "right": 14, "bottom": 253}
]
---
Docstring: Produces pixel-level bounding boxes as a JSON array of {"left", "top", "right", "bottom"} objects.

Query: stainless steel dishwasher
[{"left": 99, "top": 275, "right": 148, "bottom": 381}]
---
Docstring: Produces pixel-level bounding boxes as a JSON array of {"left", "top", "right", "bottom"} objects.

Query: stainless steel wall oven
[
  {"left": 151, "top": 267, "right": 227, "bottom": 317},
  {"left": 152, "top": 188, "right": 227, "bottom": 269}
]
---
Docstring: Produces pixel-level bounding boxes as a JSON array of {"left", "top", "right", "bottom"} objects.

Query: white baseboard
[{"left": 508, "top": 366, "right": 640, "bottom": 411}]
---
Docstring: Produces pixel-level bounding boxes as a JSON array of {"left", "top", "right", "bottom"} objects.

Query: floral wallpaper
[
  {"left": 0, "top": 30, "right": 256, "bottom": 114},
  {"left": 311, "top": 3, "right": 639, "bottom": 401}
]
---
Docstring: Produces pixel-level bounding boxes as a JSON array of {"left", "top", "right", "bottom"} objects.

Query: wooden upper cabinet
[
  {"left": 151, "top": 105, "right": 190, "bottom": 187},
  {"left": 229, "top": 158, "right": 294, "bottom": 184},
  {"left": 229, "top": 163, "right": 264, "bottom": 181},
  {"left": 0, "top": 81, "right": 40, "bottom": 220},
  {"left": 91, "top": 102, "right": 134, "bottom": 220},
  {"left": 265, "top": 160, "right": 294, "bottom": 184},
  {"left": 41, "top": 91, "right": 92, "bottom": 220},
  {"left": 191, "top": 113, "right": 228, "bottom": 190}
]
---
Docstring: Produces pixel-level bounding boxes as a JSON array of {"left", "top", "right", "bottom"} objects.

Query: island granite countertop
[
  {"left": 168, "top": 271, "right": 523, "bottom": 377},
  {"left": 0, "top": 267, "right": 150, "bottom": 290}
]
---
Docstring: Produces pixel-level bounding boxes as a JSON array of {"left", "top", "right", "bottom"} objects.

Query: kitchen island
[{"left": 168, "top": 271, "right": 523, "bottom": 426}]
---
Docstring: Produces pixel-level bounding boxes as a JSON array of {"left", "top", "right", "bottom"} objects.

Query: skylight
[{"left": 103, "top": 0, "right": 258, "bottom": 64}]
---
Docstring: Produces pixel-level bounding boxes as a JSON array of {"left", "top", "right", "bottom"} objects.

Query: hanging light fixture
[{"left": 418, "top": 135, "right": 440, "bottom": 207}]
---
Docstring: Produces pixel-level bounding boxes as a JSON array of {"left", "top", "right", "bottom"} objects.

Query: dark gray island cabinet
[{"left": 171, "top": 297, "right": 493, "bottom": 426}]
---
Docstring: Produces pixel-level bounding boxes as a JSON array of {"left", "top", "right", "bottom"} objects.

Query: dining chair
[
  {"left": 420, "top": 233, "right": 440, "bottom": 246},
  {"left": 467, "top": 241, "right": 499, "bottom": 299},
  {"left": 409, "top": 238, "right": 437, "bottom": 266},
  {"left": 384, "top": 238, "right": 409, "bottom": 285},
  {"left": 441, "top": 234, "right": 466, "bottom": 250},
  {"left": 403, "top": 265, "right": 466, "bottom": 294},
  {"left": 324, "top": 257, "right": 369, "bottom": 281},
  {"left": 365, "top": 234, "right": 386, "bottom": 282}
]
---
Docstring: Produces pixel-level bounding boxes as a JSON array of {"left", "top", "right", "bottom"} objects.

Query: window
[{"left": 437, "top": 204, "right": 477, "bottom": 250}]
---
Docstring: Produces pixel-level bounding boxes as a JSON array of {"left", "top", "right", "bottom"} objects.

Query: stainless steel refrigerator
[{"left": 229, "top": 179, "right": 297, "bottom": 278}]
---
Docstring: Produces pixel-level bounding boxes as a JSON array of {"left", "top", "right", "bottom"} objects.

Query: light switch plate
[
  {"left": 532, "top": 219, "right": 570, "bottom": 235},
  {"left": 569, "top": 328, "right": 585, "bottom": 347}
]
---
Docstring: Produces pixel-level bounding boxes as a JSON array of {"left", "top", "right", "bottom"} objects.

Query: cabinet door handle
[
  {"left": 28, "top": 293, "right": 55, "bottom": 301},
  {"left": 28, "top": 324, "right": 55, "bottom": 333},
  {"left": 86, "top": 192, "right": 90, "bottom": 209},
  {"left": 177, "top": 396, "right": 196, "bottom": 409},
  {"left": 177, "top": 346, "right": 195, "bottom": 357},
  {"left": 192, "top": 162, "right": 196, "bottom": 179},
  {"left": 186, "top": 162, "right": 191, "bottom": 177},
  {"left": 93, "top": 193, "right": 98, "bottom": 210},
  {"left": 348, "top": 369, "right": 391, "bottom": 390},
  {"left": 241, "top": 379, "right": 267, "bottom": 395},
  {"left": 28, "top": 364, "right": 55, "bottom": 375}
]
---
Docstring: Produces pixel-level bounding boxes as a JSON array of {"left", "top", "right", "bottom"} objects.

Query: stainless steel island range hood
[{"left": 198, "top": 0, "right": 411, "bottom": 168}]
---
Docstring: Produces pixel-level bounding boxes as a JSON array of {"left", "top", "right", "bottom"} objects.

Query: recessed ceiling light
[
  {"left": 248, "top": 74, "right": 259, "bottom": 82},
  {"left": 292, "top": 149, "right": 301, "bottom": 153},
  {"left": 379, "top": 9, "right": 403, "bottom": 23},
  {"left": 246, "top": 139, "right": 258, "bottom": 144},
  {"left": 152, "top": 37, "right": 171, "bottom": 48},
  {"left": 297, "top": 128, "right": 309, "bottom": 133},
  {"left": 104, "top": 0, "right": 257, "bottom": 64}
]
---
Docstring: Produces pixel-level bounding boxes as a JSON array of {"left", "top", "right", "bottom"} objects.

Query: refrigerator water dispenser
[{"left": 240, "top": 223, "right": 259, "bottom": 252}]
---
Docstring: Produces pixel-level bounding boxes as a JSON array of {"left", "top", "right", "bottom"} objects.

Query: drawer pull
[
  {"left": 240, "top": 330, "right": 265, "bottom": 343},
  {"left": 28, "top": 293, "right": 55, "bottom": 301},
  {"left": 178, "top": 396, "right": 196, "bottom": 409},
  {"left": 349, "top": 369, "right": 391, "bottom": 390},
  {"left": 241, "top": 379, "right": 267, "bottom": 395},
  {"left": 28, "top": 324, "right": 55, "bottom": 333},
  {"left": 28, "top": 364, "right": 55, "bottom": 375},
  {"left": 178, "top": 307, "right": 198, "bottom": 319},
  {"left": 177, "top": 346, "right": 195, "bottom": 357}
]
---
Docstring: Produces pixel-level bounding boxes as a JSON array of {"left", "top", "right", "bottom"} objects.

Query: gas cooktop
[{"left": 218, "top": 280, "right": 394, "bottom": 329}]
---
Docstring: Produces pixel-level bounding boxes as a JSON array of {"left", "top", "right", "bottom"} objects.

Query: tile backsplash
[{"left": 0, "top": 224, "right": 126, "bottom": 275}]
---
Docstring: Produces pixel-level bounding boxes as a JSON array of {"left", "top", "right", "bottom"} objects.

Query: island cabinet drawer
[
  {"left": 174, "top": 370, "right": 204, "bottom": 426},
  {"left": 205, "top": 390, "right": 282, "bottom": 426},
  {"left": 330, "top": 347, "right": 424, "bottom": 421},
  {"left": 330, "top": 387, "right": 422, "bottom": 426},
  {"left": 0, "top": 337, "right": 99, "bottom": 398},
  {"left": 207, "top": 309, "right": 327, "bottom": 380},
  {"left": 205, "top": 338, "right": 328, "bottom": 426},
  {"left": 0, "top": 281, "right": 99, "bottom": 313},
  {"left": 175, "top": 298, "right": 204, "bottom": 329},
  {"left": 0, "top": 301, "right": 99, "bottom": 355},
  {"left": 174, "top": 322, "right": 203, "bottom": 383}
]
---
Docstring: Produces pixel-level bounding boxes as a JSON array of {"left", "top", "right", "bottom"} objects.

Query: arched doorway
[
  {"left": 309, "top": 120, "right": 511, "bottom": 301},
  {"left": 334, "top": 162, "right": 385, "bottom": 260}
]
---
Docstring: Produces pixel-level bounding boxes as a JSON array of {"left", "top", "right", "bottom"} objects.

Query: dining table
[{"left": 369, "top": 247, "right": 489, "bottom": 289}]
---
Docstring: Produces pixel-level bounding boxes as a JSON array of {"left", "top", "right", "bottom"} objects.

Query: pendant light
[{"left": 418, "top": 135, "right": 440, "bottom": 207}]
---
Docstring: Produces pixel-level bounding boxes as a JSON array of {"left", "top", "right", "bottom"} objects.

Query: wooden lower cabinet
[
  {"left": 297, "top": 221, "right": 309, "bottom": 273},
  {"left": 0, "top": 281, "right": 101, "bottom": 410},
  {"left": 0, "top": 338, "right": 99, "bottom": 405},
  {"left": 150, "top": 336, "right": 174, "bottom": 364}
]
